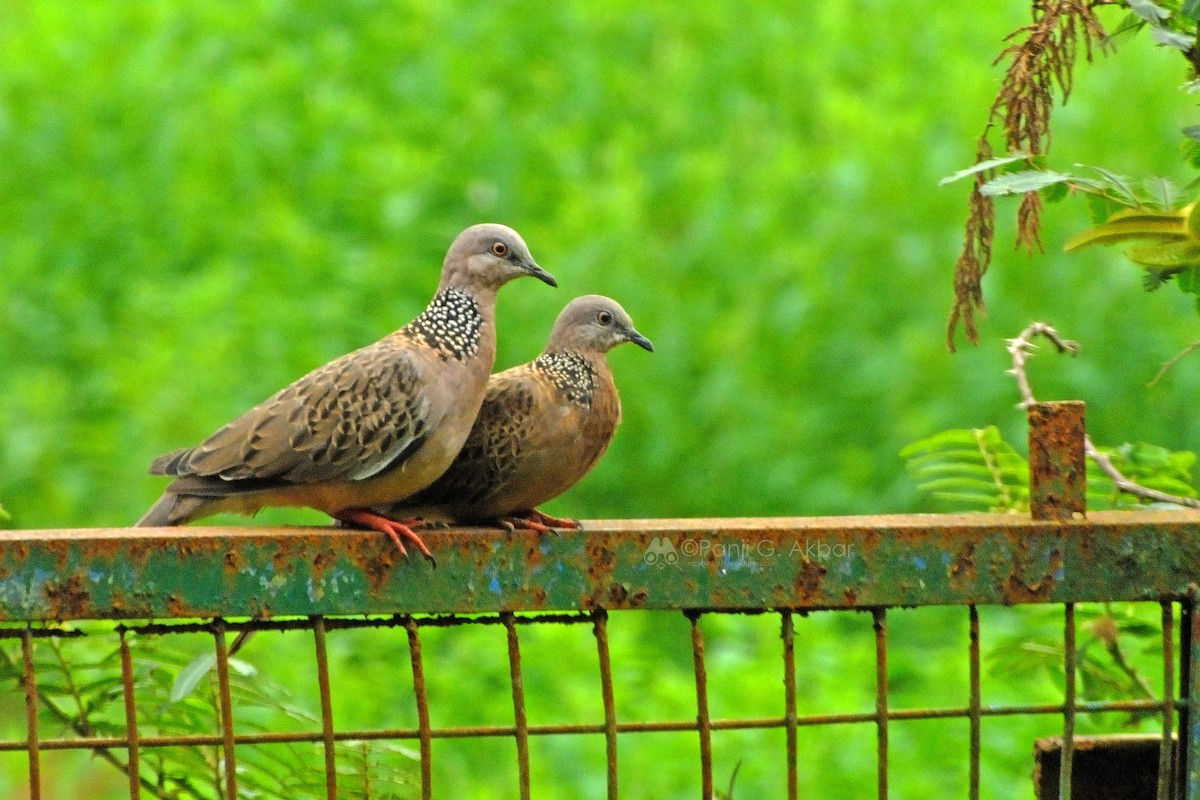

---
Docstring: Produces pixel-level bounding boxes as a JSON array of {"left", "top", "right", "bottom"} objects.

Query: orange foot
[
  {"left": 335, "top": 509, "right": 436, "bottom": 565},
  {"left": 499, "top": 508, "right": 580, "bottom": 534}
]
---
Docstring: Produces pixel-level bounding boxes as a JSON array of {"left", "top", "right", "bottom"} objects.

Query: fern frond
[{"left": 902, "top": 426, "right": 1030, "bottom": 512}]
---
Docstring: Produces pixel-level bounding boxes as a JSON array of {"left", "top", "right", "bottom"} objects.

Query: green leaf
[
  {"left": 1042, "top": 181, "right": 1069, "bottom": 203},
  {"left": 1086, "top": 192, "right": 1125, "bottom": 224},
  {"left": 1064, "top": 206, "right": 1191, "bottom": 251},
  {"left": 169, "top": 652, "right": 216, "bottom": 704},
  {"left": 1125, "top": 242, "right": 1200, "bottom": 269},
  {"left": 1127, "top": 0, "right": 1170, "bottom": 23},
  {"left": 979, "top": 170, "right": 1074, "bottom": 196},
  {"left": 1143, "top": 176, "right": 1182, "bottom": 210},
  {"left": 1151, "top": 26, "right": 1196, "bottom": 51},
  {"left": 937, "top": 153, "right": 1031, "bottom": 186},
  {"left": 1081, "top": 165, "right": 1142, "bottom": 204},
  {"left": 0, "top": 503, "right": 8, "bottom": 522},
  {"left": 1172, "top": 264, "right": 1200, "bottom": 292},
  {"left": 1143, "top": 268, "right": 1174, "bottom": 291},
  {"left": 1107, "top": 11, "right": 1148, "bottom": 42},
  {"left": 1183, "top": 0, "right": 1200, "bottom": 20},
  {"left": 902, "top": 426, "right": 1029, "bottom": 512},
  {"left": 899, "top": 428, "right": 982, "bottom": 457}
]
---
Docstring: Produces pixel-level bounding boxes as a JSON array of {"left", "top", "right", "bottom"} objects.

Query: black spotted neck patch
[
  {"left": 407, "top": 288, "right": 483, "bottom": 361},
  {"left": 534, "top": 351, "right": 596, "bottom": 406}
]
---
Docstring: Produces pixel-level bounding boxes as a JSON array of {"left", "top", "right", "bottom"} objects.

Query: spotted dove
[
  {"left": 135, "top": 224, "right": 556, "bottom": 558},
  {"left": 375, "top": 294, "right": 652, "bottom": 531}
]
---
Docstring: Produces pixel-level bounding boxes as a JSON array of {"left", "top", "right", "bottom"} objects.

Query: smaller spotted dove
[
  {"left": 135, "top": 224, "right": 556, "bottom": 558},
  {"left": 375, "top": 294, "right": 652, "bottom": 531}
]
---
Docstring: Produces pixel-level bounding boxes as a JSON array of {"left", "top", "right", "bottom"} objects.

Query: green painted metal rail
[
  {"left": 1, "top": 511, "right": 1198, "bottom": 621},
  {"left": 1, "top": 513, "right": 1199, "bottom": 800}
]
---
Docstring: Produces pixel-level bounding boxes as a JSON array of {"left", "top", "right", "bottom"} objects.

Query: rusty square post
[{"left": 1028, "top": 401, "right": 1086, "bottom": 521}]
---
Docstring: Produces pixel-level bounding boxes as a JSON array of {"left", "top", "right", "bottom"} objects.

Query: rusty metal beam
[{"left": 1, "top": 511, "right": 1199, "bottom": 621}]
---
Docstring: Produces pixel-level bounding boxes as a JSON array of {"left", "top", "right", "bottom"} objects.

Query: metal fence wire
[{"left": 0, "top": 401, "right": 1196, "bottom": 799}]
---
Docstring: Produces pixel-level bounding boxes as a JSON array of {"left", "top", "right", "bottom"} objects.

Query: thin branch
[
  {"left": 1149, "top": 338, "right": 1200, "bottom": 386},
  {"left": 1005, "top": 321, "right": 1081, "bottom": 408},
  {"left": 1006, "top": 321, "right": 1200, "bottom": 509}
]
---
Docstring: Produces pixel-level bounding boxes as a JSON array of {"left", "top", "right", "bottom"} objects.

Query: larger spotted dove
[
  {"left": 135, "top": 223, "right": 556, "bottom": 559},
  {"left": 374, "top": 294, "right": 652, "bottom": 530}
]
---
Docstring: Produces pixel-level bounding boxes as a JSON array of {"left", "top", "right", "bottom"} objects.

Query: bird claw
[
  {"left": 525, "top": 508, "right": 579, "bottom": 531},
  {"left": 498, "top": 516, "right": 551, "bottom": 534},
  {"left": 334, "top": 509, "right": 437, "bottom": 567},
  {"left": 498, "top": 509, "right": 578, "bottom": 536}
]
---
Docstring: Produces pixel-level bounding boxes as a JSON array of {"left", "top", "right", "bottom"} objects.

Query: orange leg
[
  {"left": 523, "top": 508, "right": 580, "bottom": 529},
  {"left": 335, "top": 509, "right": 435, "bottom": 565},
  {"left": 500, "top": 508, "right": 580, "bottom": 533}
]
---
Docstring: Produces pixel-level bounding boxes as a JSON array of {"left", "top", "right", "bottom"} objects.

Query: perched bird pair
[{"left": 136, "top": 224, "right": 652, "bottom": 558}]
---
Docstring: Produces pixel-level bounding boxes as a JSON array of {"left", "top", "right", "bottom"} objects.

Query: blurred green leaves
[
  {"left": 902, "top": 426, "right": 1197, "bottom": 512},
  {"left": 3, "top": 0, "right": 1199, "bottom": 532},
  {"left": 0, "top": 632, "right": 416, "bottom": 799}
]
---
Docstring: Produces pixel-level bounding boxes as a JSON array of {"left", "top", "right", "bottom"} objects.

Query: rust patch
[
  {"left": 949, "top": 541, "right": 978, "bottom": 592},
  {"left": 581, "top": 582, "right": 647, "bottom": 610},
  {"left": 342, "top": 534, "right": 399, "bottom": 596},
  {"left": 43, "top": 574, "right": 90, "bottom": 619},
  {"left": 166, "top": 594, "right": 189, "bottom": 617},
  {"left": 358, "top": 551, "right": 397, "bottom": 596},
  {"left": 792, "top": 559, "right": 827, "bottom": 602},
  {"left": 626, "top": 586, "right": 648, "bottom": 607},
  {"left": 3, "top": 543, "right": 30, "bottom": 573},
  {"left": 606, "top": 583, "right": 629, "bottom": 604},
  {"left": 524, "top": 538, "right": 544, "bottom": 571},
  {"left": 1028, "top": 402, "right": 1087, "bottom": 520},
  {"left": 1001, "top": 545, "right": 1064, "bottom": 603},
  {"left": 311, "top": 549, "right": 336, "bottom": 576},
  {"left": 224, "top": 549, "right": 241, "bottom": 575},
  {"left": 586, "top": 541, "right": 617, "bottom": 584}
]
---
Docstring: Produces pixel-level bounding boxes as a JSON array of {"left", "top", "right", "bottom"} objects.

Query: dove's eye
[
  {"left": 597, "top": 311, "right": 613, "bottom": 325},
  {"left": 491, "top": 241, "right": 509, "bottom": 257}
]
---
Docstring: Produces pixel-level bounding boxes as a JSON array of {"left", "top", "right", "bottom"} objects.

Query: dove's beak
[
  {"left": 626, "top": 328, "right": 654, "bottom": 352},
  {"left": 523, "top": 259, "right": 557, "bottom": 288}
]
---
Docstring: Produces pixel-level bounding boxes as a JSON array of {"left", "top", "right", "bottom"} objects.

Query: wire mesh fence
[
  {"left": 0, "top": 402, "right": 1196, "bottom": 797},
  {"left": 0, "top": 598, "right": 1194, "bottom": 799}
]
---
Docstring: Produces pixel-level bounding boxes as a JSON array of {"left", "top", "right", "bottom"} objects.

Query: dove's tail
[
  {"left": 135, "top": 495, "right": 178, "bottom": 526},
  {"left": 135, "top": 494, "right": 207, "bottom": 527}
]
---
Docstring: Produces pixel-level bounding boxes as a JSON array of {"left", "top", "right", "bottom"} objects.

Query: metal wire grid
[{"left": 1, "top": 600, "right": 1191, "bottom": 800}]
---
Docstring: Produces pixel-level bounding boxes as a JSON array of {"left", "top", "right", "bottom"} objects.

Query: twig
[
  {"left": 1005, "top": 322, "right": 1081, "bottom": 408},
  {"left": 1006, "top": 322, "right": 1200, "bottom": 509},
  {"left": 1149, "top": 338, "right": 1200, "bottom": 387}
]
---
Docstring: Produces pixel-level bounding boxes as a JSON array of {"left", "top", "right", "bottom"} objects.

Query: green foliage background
[{"left": 0, "top": 1, "right": 1195, "bottom": 798}]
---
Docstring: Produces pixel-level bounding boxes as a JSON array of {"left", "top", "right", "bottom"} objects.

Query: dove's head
[
  {"left": 441, "top": 223, "right": 556, "bottom": 292},
  {"left": 546, "top": 295, "right": 654, "bottom": 355}
]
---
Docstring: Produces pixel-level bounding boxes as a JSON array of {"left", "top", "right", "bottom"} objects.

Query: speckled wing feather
[
  {"left": 403, "top": 367, "right": 537, "bottom": 508},
  {"left": 151, "top": 338, "right": 434, "bottom": 494}
]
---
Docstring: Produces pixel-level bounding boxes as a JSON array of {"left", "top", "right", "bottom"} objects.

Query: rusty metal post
[
  {"left": 21, "top": 629, "right": 40, "bottom": 800},
  {"left": 1186, "top": 594, "right": 1200, "bottom": 799},
  {"left": 1028, "top": 401, "right": 1086, "bottom": 520}
]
